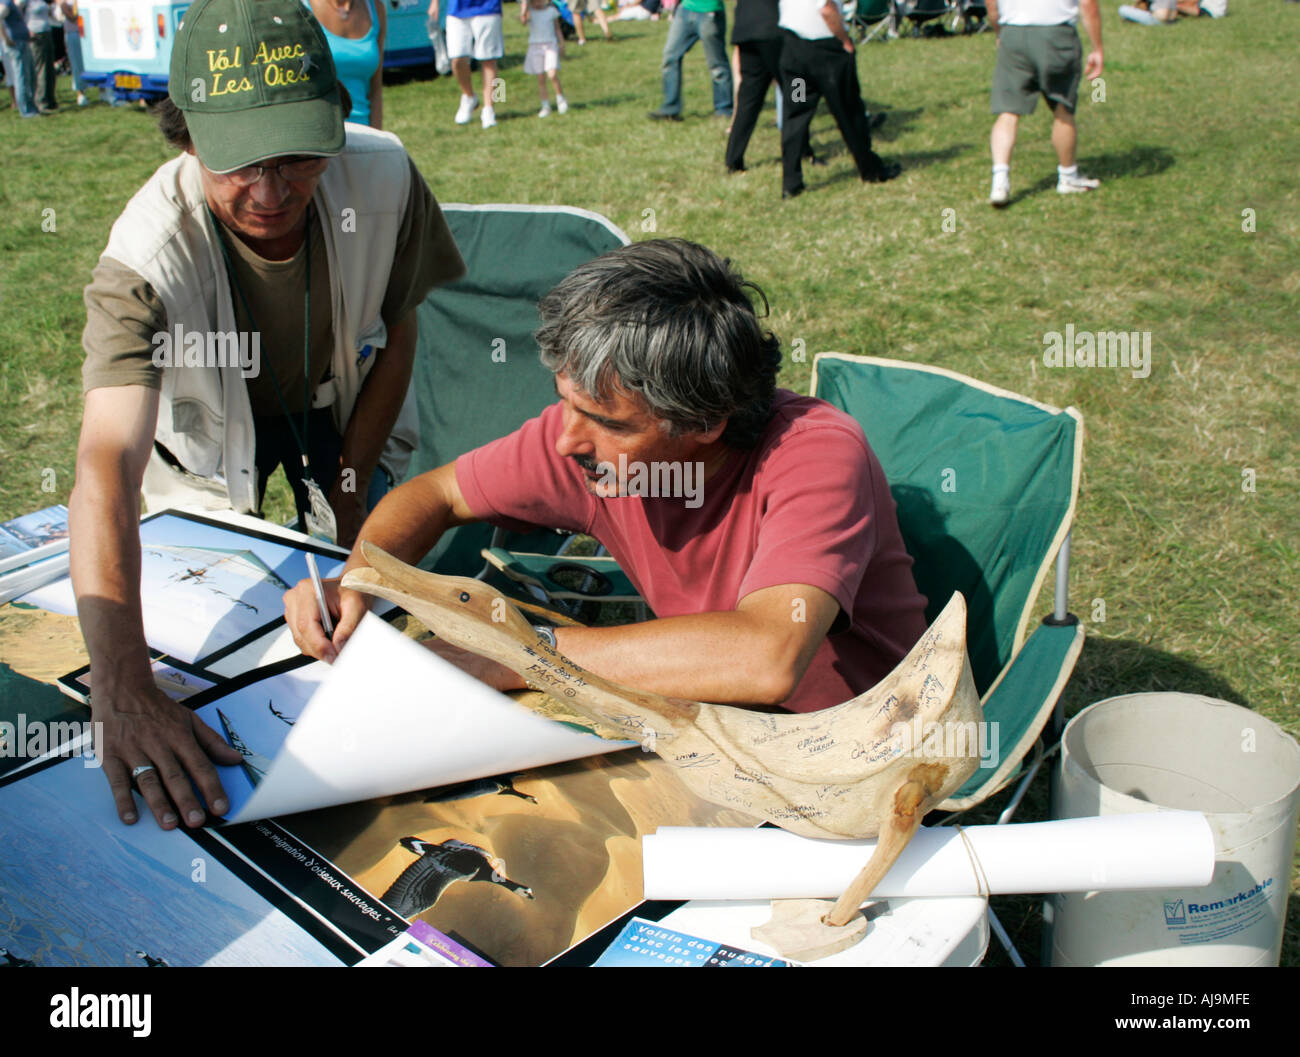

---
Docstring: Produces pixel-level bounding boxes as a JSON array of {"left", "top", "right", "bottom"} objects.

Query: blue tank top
[{"left": 319, "top": 0, "right": 381, "bottom": 127}]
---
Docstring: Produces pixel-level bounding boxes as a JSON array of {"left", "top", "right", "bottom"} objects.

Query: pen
[{"left": 305, "top": 552, "right": 335, "bottom": 638}]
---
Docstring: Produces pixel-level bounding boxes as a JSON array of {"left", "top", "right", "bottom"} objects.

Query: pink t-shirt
[{"left": 455, "top": 390, "right": 928, "bottom": 713}]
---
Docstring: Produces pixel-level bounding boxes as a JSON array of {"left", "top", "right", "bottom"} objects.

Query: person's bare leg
[
  {"left": 991, "top": 111, "right": 1019, "bottom": 166},
  {"left": 453, "top": 56, "right": 474, "bottom": 97},
  {"left": 1050, "top": 103, "right": 1076, "bottom": 167},
  {"left": 575, "top": 11, "right": 587, "bottom": 42},
  {"left": 1051, "top": 103, "right": 1099, "bottom": 190},
  {"left": 988, "top": 111, "right": 1018, "bottom": 205},
  {"left": 595, "top": 6, "right": 613, "bottom": 38},
  {"left": 481, "top": 59, "right": 498, "bottom": 103}
]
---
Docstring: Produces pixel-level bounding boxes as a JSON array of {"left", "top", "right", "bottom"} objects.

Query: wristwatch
[{"left": 532, "top": 624, "right": 557, "bottom": 650}]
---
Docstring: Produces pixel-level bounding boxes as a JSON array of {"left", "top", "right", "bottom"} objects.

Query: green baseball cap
[{"left": 169, "top": 0, "right": 344, "bottom": 174}]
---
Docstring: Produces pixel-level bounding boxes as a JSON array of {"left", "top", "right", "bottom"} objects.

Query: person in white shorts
[
  {"left": 431, "top": 0, "right": 505, "bottom": 127},
  {"left": 521, "top": 0, "right": 569, "bottom": 117}
]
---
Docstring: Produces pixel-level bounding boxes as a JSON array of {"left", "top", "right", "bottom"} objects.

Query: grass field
[{"left": 0, "top": 0, "right": 1296, "bottom": 965}]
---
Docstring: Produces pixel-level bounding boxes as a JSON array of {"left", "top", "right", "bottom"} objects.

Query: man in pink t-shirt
[{"left": 286, "top": 239, "right": 927, "bottom": 713}]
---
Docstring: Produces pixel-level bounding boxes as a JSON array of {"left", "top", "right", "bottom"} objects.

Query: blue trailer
[{"left": 77, "top": 0, "right": 434, "bottom": 104}]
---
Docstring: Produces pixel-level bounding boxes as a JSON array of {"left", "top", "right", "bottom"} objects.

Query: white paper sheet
[
  {"left": 642, "top": 812, "right": 1215, "bottom": 900},
  {"left": 212, "top": 612, "right": 633, "bottom": 823}
]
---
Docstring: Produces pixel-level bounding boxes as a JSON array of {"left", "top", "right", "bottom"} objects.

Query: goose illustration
[
  {"left": 423, "top": 775, "right": 537, "bottom": 804},
  {"left": 0, "top": 946, "right": 34, "bottom": 966},
  {"left": 217, "top": 709, "right": 275, "bottom": 786},
  {"left": 145, "top": 544, "right": 291, "bottom": 615},
  {"left": 134, "top": 949, "right": 170, "bottom": 967},
  {"left": 381, "top": 838, "right": 534, "bottom": 918}
]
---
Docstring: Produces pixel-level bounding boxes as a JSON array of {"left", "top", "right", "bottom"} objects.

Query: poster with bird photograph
[
  {"left": 16, "top": 511, "right": 345, "bottom": 664},
  {"left": 271, "top": 747, "right": 759, "bottom": 966},
  {"left": 0, "top": 758, "right": 347, "bottom": 967}
]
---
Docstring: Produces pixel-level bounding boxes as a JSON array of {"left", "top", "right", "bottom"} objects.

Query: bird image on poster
[
  {"left": 217, "top": 709, "right": 277, "bottom": 787},
  {"left": 424, "top": 775, "right": 536, "bottom": 804},
  {"left": 381, "top": 837, "right": 534, "bottom": 918},
  {"left": 145, "top": 545, "right": 290, "bottom": 617}
]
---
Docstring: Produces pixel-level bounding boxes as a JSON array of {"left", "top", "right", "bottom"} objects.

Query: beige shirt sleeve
[{"left": 81, "top": 256, "right": 166, "bottom": 393}]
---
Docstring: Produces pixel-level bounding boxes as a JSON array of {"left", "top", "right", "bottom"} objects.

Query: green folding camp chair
[
  {"left": 846, "top": 0, "right": 899, "bottom": 41},
  {"left": 811, "top": 353, "right": 1084, "bottom": 961},
  {"left": 897, "top": 0, "right": 956, "bottom": 35},
  {"left": 406, "top": 204, "right": 642, "bottom": 615},
  {"left": 811, "top": 352, "right": 1084, "bottom": 803},
  {"left": 952, "top": 0, "right": 989, "bottom": 33}
]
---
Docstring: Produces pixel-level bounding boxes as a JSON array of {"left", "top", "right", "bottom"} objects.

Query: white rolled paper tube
[{"left": 643, "top": 812, "right": 1215, "bottom": 901}]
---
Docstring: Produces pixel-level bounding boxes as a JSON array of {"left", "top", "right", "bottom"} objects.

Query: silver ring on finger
[{"left": 130, "top": 764, "right": 157, "bottom": 782}]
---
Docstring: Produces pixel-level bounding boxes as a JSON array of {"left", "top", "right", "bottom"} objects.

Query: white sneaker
[
  {"left": 1057, "top": 172, "right": 1101, "bottom": 194},
  {"left": 481, "top": 105, "right": 497, "bottom": 128},
  {"left": 556, "top": 94, "right": 569, "bottom": 115},
  {"left": 538, "top": 102, "right": 552, "bottom": 118},
  {"left": 454, "top": 94, "right": 478, "bottom": 125},
  {"left": 989, "top": 172, "right": 1010, "bottom": 207}
]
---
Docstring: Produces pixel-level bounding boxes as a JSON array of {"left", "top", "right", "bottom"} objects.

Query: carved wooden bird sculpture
[{"left": 343, "top": 543, "right": 982, "bottom": 940}]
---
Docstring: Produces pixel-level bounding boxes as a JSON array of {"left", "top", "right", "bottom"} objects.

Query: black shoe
[
  {"left": 868, "top": 111, "right": 886, "bottom": 132},
  {"left": 727, "top": 164, "right": 747, "bottom": 174},
  {"left": 648, "top": 110, "right": 682, "bottom": 122},
  {"left": 782, "top": 186, "right": 804, "bottom": 199},
  {"left": 808, "top": 153, "right": 828, "bottom": 168},
  {"left": 864, "top": 160, "right": 902, "bottom": 183}
]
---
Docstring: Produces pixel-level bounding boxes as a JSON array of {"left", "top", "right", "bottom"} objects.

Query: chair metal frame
[{"left": 846, "top": 0, "right": 902, "bottom": 40}]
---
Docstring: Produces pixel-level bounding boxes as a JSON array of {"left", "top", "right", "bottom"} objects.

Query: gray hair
[{"left": 535, "top": 239, "right": 782, "bottom": 449}]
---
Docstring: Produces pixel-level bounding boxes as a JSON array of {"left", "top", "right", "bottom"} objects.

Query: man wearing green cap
[{"left": 70, "top": 0, "right": 465, "bottom": 831}]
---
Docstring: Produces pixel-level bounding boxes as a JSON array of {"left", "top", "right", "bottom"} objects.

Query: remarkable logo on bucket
[{"left": 1188, "top": 878, "right": 1272, "bottom": 915}]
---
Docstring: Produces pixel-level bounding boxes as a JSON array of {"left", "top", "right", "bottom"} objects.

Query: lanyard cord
[{"left": 209, "top": 203, "right": 315, "bottom": 479}]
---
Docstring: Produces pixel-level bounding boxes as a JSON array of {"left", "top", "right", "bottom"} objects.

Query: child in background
[{"left": 521, "top": 0, "right": 567, "bottom": 117}]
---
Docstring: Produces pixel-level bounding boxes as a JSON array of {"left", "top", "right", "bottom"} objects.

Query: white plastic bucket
[{"left": 1049, "top": 692, "right": 1300, "bottom": 966}]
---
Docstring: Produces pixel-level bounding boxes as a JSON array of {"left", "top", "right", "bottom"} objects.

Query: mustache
[{"left": 572, "top": 454, "right": 600, "bottom": 473}]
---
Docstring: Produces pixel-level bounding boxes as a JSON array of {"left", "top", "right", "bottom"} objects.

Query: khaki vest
[{"left": 101, "top": 125, "right": 418, "bottom": 514}]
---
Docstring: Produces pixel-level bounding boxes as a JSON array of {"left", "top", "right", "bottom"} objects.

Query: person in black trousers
[
  {"left": 726, "top": 0, "right": 833, "bottom": 173},
  {"left": 725, "top": 0, "right": 787, "bottom": 172},
  {"left": 777, "top": 0, "right": 899, "bottom": 197}
]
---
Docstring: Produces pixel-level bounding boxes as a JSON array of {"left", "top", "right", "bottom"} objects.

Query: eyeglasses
[{"left": 209, "top": 157, "right": 330, "bottom": 188}]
